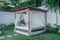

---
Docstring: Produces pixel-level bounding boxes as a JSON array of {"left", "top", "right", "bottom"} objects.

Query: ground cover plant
[
  {"left": 0, "top": 23, "right": 15, "bottom": 30},
  {"left": 1, "top": 29, "right": 60, "bottom": 40},
  {"left": 0, "top": 23, "right": 60, "bottom": 40},
  {"left": 46, "top": 23, "right": 58, "bottom": 33}
]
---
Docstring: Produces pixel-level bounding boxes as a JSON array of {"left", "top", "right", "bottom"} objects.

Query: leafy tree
[
  {"left": 0, "top": 0, "right": 37, "bottom": 11},
  {"left": 0, "top": 0, "right": 25, "bottom": 11},
  {"left": 1, "top": 2, "right": 13, "bottom": 11},
  {"left": 45, "top": 0, "right": 59, "bottom": 11},
  {"left": 36, "top": 0, "right": 43, "bottom": 7},
  {"left": 9, "top": 0, "right": 22, "bottom": 7}
]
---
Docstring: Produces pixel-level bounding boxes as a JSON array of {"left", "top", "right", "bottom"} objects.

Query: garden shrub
[
  {"left": 7, "top": 23, "right": 15, "bottom": 29},
  {"left": 52, "top": 27, "right": 58, "bottom": 33},
  {"left": 46, "top": 23, "right": 52, "bottom": 32},
  {"left": 55, "top": 25, "right": 60, "bottom": 32},
  {"left": 46, "top": 23, "right": 58, "bottom": 33},
  {"left": 0, "top": 23, "right": 15, "bottom": 30},
  {"left": 0, "top": 24, "right": 7, "bottom": 30}
]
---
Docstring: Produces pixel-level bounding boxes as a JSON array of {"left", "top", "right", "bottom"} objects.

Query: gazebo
[{"left": 14, "top": 6, "right": 47, "bottom": 36}]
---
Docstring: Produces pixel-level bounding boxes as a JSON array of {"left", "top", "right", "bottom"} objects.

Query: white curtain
[{"left": 15, "top": 14, "right": 21, "bottom": 26}]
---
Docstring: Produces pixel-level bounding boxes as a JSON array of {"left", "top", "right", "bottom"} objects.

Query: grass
[
  {"left": 1, "top": 29, "right": 60, "bottom": 40},
  {"left": 1, "top": 29, "right": 14, "bottom": 36}
]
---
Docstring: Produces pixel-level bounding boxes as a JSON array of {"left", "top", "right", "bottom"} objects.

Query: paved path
[
  {"left": 13, "top": 34, "right": 18, "bottom": 36},
  {"left": 0, "top": 36, "right": 5, "bottom": 39},
  {"left": 6, "top": 35, "right": 12, "bottom": 37},
  {"left": 0, "top": 34, "right": 18, "bottom": 39}
]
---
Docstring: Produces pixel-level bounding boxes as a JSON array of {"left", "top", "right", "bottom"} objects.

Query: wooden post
[
  {"left": 14, "top": 12, "right": 16, "bottom": 32},
  {"left": 28, "top": 11, "right": 30, "bottom": 36},
  {"left": 44, "top": 11, "right": 47, "bottom": 30},
  {"left": 45, "top": 11, "right": 47, "bottom": 25},
  {"left": 15, "top": 12, "right": 16, "bottom": 19}
]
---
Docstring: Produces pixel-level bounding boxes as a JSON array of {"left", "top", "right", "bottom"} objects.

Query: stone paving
[
  {"left": 0, "top": 34, "right": 18, "bottom": 39},
  {"left": 13, "top": 34, "right": 18, "bottom": 36},
  {"left": 6, "top": 35, "right": 12, "bottom": 37},
  {"left": 0, "top": 36, "right": 5, "bottom": 39}
]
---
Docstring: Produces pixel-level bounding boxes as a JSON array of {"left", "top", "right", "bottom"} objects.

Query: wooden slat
[
  {"left": 31, "top": 28, "right": 45, "bottom": 32},
  {"left": 15, "top": 8, "right": 29, "bottom": 13},
  {"left": 15, "top": 28, "right": 29, "bottom": 33}
]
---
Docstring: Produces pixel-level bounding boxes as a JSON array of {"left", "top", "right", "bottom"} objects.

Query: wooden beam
[
  {"left": 15, "top": 28, "right": 29, "bottom": 33},
  {"left": 31, "top": 28, "right": 45, "bottom": 32},
  {"left": 15, "top": 9, "right": 29, "bottom": 13}
]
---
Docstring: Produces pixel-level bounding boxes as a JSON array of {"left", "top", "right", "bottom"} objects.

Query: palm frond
[{"left": 45, "top": 0, "right": 59, "bottom": 11}]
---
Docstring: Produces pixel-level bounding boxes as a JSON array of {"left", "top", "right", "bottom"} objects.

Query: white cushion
[{"left": 30, "top": 25, "right": 45, "bottom": 30}]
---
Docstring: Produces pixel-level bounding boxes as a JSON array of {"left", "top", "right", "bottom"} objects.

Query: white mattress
[
  {"left": 30, "top": 26, "right": 45, "bottom": 30},
  {"left": 15, "top": 25, "right": 45, "bottom": 30},
  {"left": 15, "top": 26, "right": 28, "bottom": 30}
]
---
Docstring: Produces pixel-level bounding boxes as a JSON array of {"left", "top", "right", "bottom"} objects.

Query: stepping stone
[
  {"left": 58, "top": 30, "right": 60, "bottom": 33},
  {"left": 6, "top": 35, "right": 12, "bottom": 37},
  {"left": 0, "top": 31, "right": 1, "bottom": 35},
  {"left": 0, "top": 36, "right": 5, "bottom": 39},
  {"left": 13, "top": 34, "right": 18, "bottom": 36}
]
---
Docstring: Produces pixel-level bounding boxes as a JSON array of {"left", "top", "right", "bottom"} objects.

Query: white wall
[
  {"left": 38, "top": 6, "right": 60, "bottom": 25},
  {"left": 0, "top": 11, "right": 15, "bottom": 25},
  {"left": 47, "top": 10, "right": 56, "bottom": 25},
  {"left": 57, "top": 10, "right": 60, "bottom": 25},
  {"left": 47, "top": 10, "right": 60, "bottom": 25}
]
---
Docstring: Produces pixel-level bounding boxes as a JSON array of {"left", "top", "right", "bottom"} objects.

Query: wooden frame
[
  {"left": 15, "top": 28, "right": 29, "bottom": 33},
  {"left": 14, "top": 6, "right": 47, "bottom": 36}
]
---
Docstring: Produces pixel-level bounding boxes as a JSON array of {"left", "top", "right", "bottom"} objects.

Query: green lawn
[
  {"left": 1, "top": 30, "right": 60, "bottom": 40},
  {"left": 1, "top": 29, "right": 14, "bottom": 36}
]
